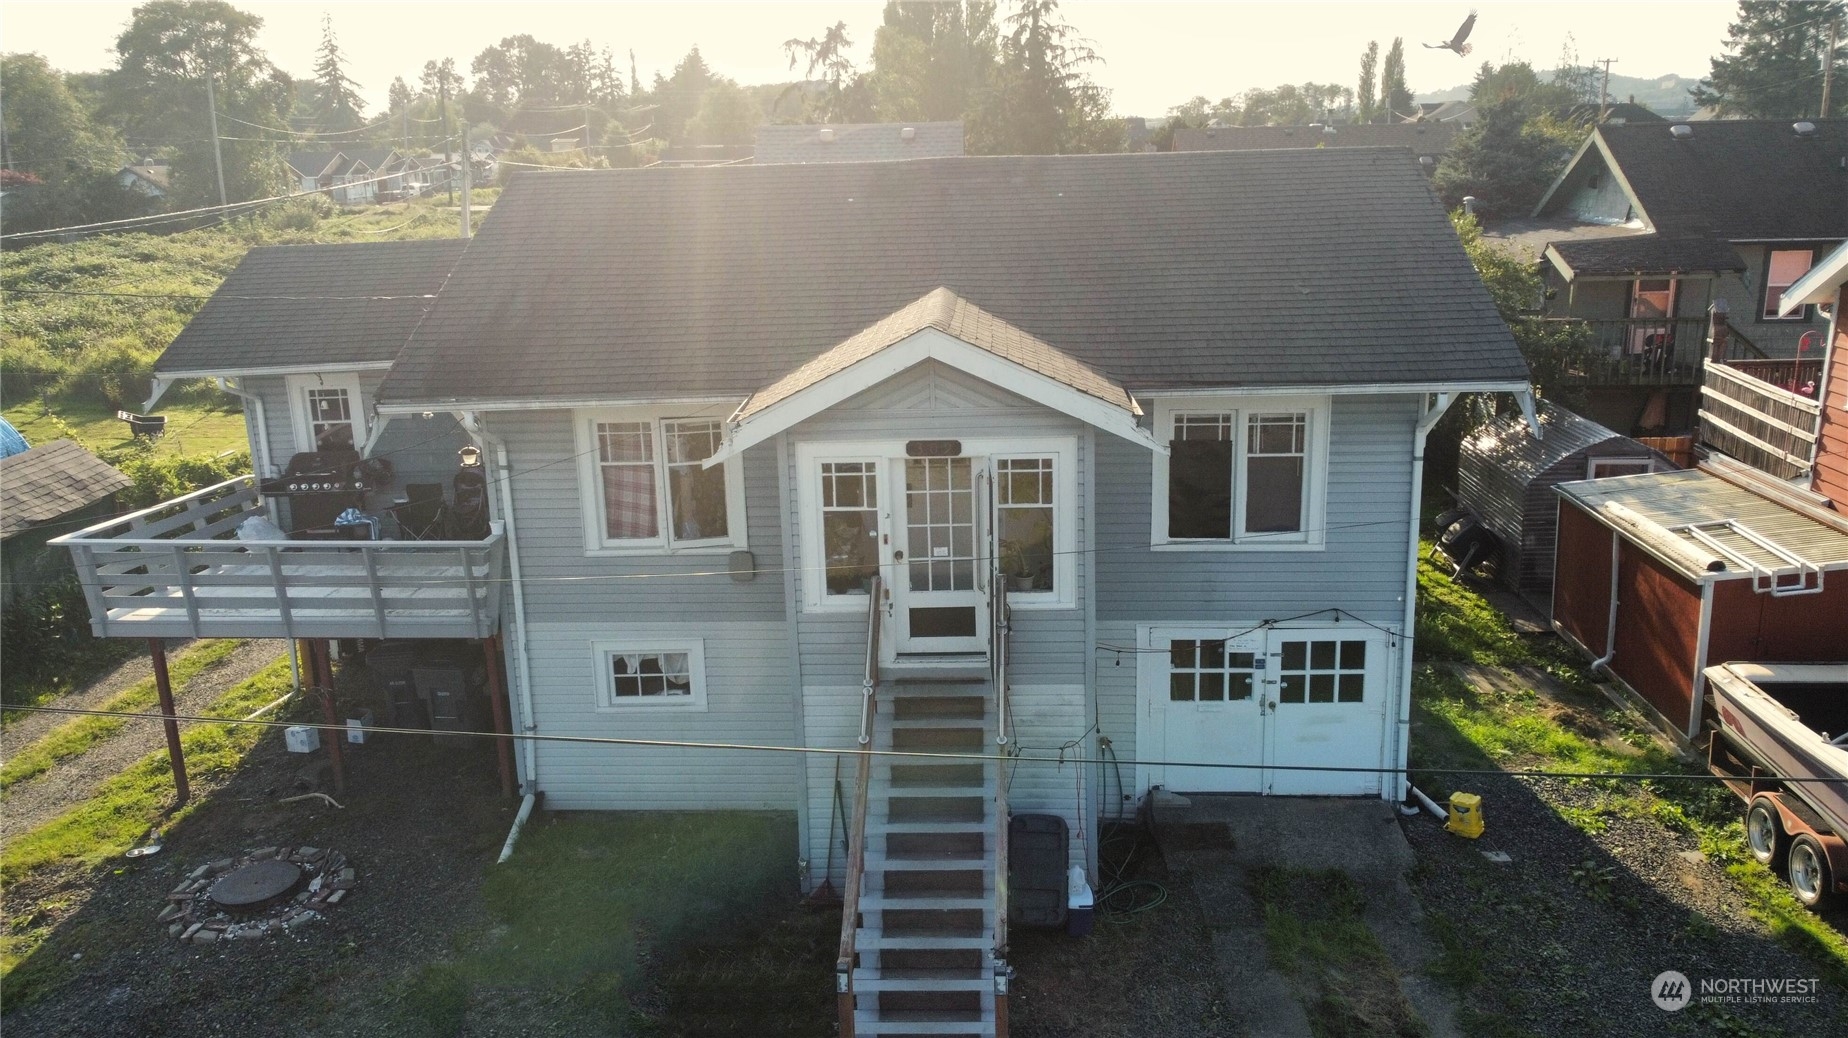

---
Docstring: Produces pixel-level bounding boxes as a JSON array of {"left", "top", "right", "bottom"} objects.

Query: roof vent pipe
[
  {"left": 1793, "top": 121, "right": 1817, "bottom": 137},
  {"left": 900, "top": 126, "right": 916, "bottom": 141},
  {"left": 1461, "top": 196, "right": 1478, "bottom": 216},
  {"left": 1670, "top": 124, "right": 1694, "bottom": 139},
  {"left": 818, "top": 127, "right": 835, "bottom": 143}
]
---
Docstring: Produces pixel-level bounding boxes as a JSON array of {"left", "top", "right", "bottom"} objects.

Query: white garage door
[{"left": 1139, "top": 625, "right": 1391, "bottom": 796}]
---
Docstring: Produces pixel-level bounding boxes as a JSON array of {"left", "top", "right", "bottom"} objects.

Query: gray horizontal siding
[
  {"left": 1094, "top": 394, "right": 1417, "bottom": 625},
  {"left": 525, "top": 620, "right": 799, "bottom": 811},
  {"left": 486, "top": 408, "right": 786, "bottom": 621},
  {"left": 238, "top": 371, "right": 465, "bottom": 507}
]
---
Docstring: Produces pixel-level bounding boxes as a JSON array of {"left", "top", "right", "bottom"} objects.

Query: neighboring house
[
  {"left": 1549, "top": 240, "right": 1848, "bottom": 745},
  {"left": 1417, "top": 99, "right": 1477, "bottom": 126},
  {"left": 652, "top": 143, "right": 753, "bottom": 167},
  {"left": 1, "top": 439, "right": 130, "bottom": 604},
  {"left": 1457, "top": 401, "right": 1671, "bottom": 599},
  {"left": 1171, "top": 122, "right": 1458, "bottom": 174},
  {"left": 754, "top": 120, "right": 965, "bottom": 164},
  {"left": 116, "top": 164, "right": 170, "bottom": 198},
  {"left": 286, "top": 149, "right": 410, "bottom": 204},
  {"left": 1515, "top": 119, "right": 1845, "bottom": 433},
  {"left": 59, "top": 149, "right": 1532, "bottom": 1036}
]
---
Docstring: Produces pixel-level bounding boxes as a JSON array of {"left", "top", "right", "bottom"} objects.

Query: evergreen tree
[
  {"left": 867, "top": 1, "right": 1000, "bottom": 122},
  {"left": 312, "top": 13, "right": 364, "bottom": 131},
  {"left": 783, "top": 21, "right": 865, "bottom": 122},
  {"left": 1357, "top": 41, "right": 1379, "bottom": 123},
  {"left": 1380, "top": 37, "right": 1412, "bottom": 119},
  {"left": 388, "top": 77, "right": 413, "bottom": 113},
  {"left": 971, "top": 0, "right": 1121, "bottom": 154},
  {"left": 1693, "top": 1, "right": 1845, "bottom": 117},
  {"left": 630, "top": 49, "right": 642, "bottom": 98},
  {"left": 1432, "top": 98, "right": 1584, "bottom": 215}
]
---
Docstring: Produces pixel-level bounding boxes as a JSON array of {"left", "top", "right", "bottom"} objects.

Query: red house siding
[
  {"left": 1553, "top": 500, "right": 1615, "bottom": 656},
  {"left": 1813, "top": 283, "right": 1848, "bottom": 510},
  {"left": 1609, "top": 547, "right": 1704, "bottom": 732},
  {"left": 1707, "top": 578, "right": 1848, "bottom": 663}
]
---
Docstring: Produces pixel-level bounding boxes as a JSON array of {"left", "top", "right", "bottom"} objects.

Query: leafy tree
[
  {"left": 1380, "top": 37, "right": 1412, "bottom": 119},
  {"left": 103, "top": 0, "right": 291, "bottom": 207},
  {"left": 866, "top": 1, "right": 1000, "bottom": 122},
  {"left": 971, "top": 0, "right": 1121, "bottom": 154},
  {"left": 783, "top": 21, "right": 866, "bottom": 122},
  {"left": 655, "top": 47, "right": 718, "bottom": 141},
  {"left": 388, "top": 76, "right": 413, "bottom": 113},
  {"left": 686, "top": 80, "right": 758, "bottom": 145},
  {"left": 0, "top": 52, "right": 146, "bottom": 231},
  {"left": 1551, "top": 35, "right": 1602, "bottom": 107},
  {"left": 420, "top": 57, "right": 463, "bottom": 100},
  {"left": 1358, "top": 41, "right": 1379, "bottom": 123},
  {"left": 1469, "top": 60, "right": 1578, "bottom": 108},
  {"left": 1432, "top": 98, "right": 1584, "bottom": 216},
  {"left": 470, "top": 35, "right": 570, "bottom": 109},
  {"left": 1694, "top": 0, "right": 1845, "bottom": 117},
  {"left": 1452, "top": 209, "right": 1596, "bottom": 409},
  {"left": 312, "top": 13, "right": 364, "bottom": 131}
]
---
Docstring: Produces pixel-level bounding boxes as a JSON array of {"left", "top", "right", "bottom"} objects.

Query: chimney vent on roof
[
  {"left": 900, "top": 126, "right": 916, "bottom": 141},
  {"left": 1669, "top": 124, "right": 1694, "bottom": 139},
  {"left": 818, "top": 127, "right": 835, "bottom": 143},
  {"left": 1793, "top": 121, "right": 1817, "bottom": 137}
]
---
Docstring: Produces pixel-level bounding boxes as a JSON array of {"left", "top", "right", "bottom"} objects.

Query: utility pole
[
  {"left": 1596, "top": 58, "right": 1617, "bottom": 120},
  {"left": 1823, "top": 17, "right": 1840, "bottom": 118},
  {"left": 584, "top": 103, "right": 593, "bottom": 154},
  {"left": 441, "top": 79, "right": 454, "bottom": 205},
  {"left": 205, "top": 73, "right": 228, "bottom": 207},
  {"left": 459, "top": 125, "right": 471, "bottom": 241}
]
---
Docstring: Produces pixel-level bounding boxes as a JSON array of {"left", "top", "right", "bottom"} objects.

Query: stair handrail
[
  {"left": 990, "top": 557, "right": 1011, "bottom": 1020},
  {"left": 836, "top": 576, "right": 881, "bottom": 1037}
]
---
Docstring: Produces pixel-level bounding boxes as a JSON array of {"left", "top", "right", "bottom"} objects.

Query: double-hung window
[
  {"left": 578, "top": 411, "right": 745, "bottom": 553},
  {"left": 1153, "top": 396, "right": 1327, "bottom": 549},
  {"left": 286, "top": 373, "right": 365, "bottom": 454},
  {"left": 1762, "top": 249, "right": 1814, "bottom": 320}
]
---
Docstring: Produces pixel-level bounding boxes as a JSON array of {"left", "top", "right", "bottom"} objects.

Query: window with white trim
[
  {"left": 1762, "top": 249, "right": 1814, "bottom": 320},
  {"left": 996, "top": 456, "right": 1056, "bottom": 593},
  {"left": 286, "top": 373, "right": 364, "bottom": 453},
  {"left": 1153, "top": 396, "right": 1327, "bottom": 547},
  {"left": 1587, "top": 457, "right": 1657, "bottom": 479},
  {"left": 594, "top": 640, "right": 707, "bottom": 711},
  {"left": 578, "top": 411, "right": 745, "bottom": 553},
  {"left": 820, "top": 461, "right": 881, "bottom": 597}
]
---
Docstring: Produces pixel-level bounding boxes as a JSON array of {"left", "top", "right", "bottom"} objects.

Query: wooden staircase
[{"left": 849, "top": 675, "right": 1002, "bottom": 1037}]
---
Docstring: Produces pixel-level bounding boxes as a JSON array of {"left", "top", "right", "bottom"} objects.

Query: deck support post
[
  {"left": 148, "top": 639, "right": 190, "bottom": 807},
  {"left": 483, "top": 635, "right": 516, "bottom": 798},
  {"left": 311, "top": 640, "right": 346, "bottom": 794}
]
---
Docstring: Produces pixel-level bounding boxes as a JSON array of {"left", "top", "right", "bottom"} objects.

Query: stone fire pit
[{"left": 157, "top": 846, "right": 354, "bottom": 945}]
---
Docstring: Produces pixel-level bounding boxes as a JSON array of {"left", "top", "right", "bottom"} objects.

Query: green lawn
[{"left": 2, "top": 397, "right": 247, "bottom": 460}]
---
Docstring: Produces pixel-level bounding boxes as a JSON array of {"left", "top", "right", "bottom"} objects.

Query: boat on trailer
[{"left": 1705, "top": 662, "right": 1848, "bottom": 909}]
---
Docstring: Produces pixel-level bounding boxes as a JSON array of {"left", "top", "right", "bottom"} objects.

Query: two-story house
[
  {"left": 1511, "top": 118, "right": 1845, "bottom": 436},
  {"left": 60, "top": 149, "right": 1531, "bottom": 1036}
]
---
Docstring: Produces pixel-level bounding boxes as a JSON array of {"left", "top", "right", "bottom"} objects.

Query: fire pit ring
[{"left": 208, "top": 859, "right": 303, "bottom": 912}]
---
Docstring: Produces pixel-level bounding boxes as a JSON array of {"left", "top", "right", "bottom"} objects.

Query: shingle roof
[
  {"left": 155, "top": 240, "right": 467, "bottom": 375},
  {"left": 378, "top": 149, "right": 1528, "bottom": 407},
  {"left": 737, "top": 287, "right": 1135, "bottom": 420},
  {"left": 1172, "top": 123, "right": 1459, "bottom": 156},
  {"left": 1576, "top": 119, "right": 1848, "bottom": 240},
  {"left": 1545, "top": 234, "right": 1746, "bottom": 278},
  {"left": 0, "top": 440, "right": 130, "bottom": 539},
  {"left": 755, "top": 121, "right": 964, "bottom": 164}
]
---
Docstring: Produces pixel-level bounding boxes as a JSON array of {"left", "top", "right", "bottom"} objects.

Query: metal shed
[{"left": 1457, "top": 402, "right": 1670, "bottom": 595}]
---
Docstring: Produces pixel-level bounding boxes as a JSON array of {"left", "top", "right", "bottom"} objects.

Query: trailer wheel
[
  {"left": 1787, "top": 834, "right": 1835, "bottom": 910},
  {"left": 1745, "top": 797, "right": 1788, "bottom": 867}
]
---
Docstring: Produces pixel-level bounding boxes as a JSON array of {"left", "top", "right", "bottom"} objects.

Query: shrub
[{"left": 114, "top": 450, "right": 251, "bottom": 510}]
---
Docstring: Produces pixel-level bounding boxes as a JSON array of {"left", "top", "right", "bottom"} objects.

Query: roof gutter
[{"left": 157, "top": 360, "right": 396, "bottom": 381}]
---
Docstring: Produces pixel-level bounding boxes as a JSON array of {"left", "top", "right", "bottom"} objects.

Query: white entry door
[
  {"left": 892, "top": 456, "right": 989, "bottom": 654},
  {"left": 1141, "top": 626, "right": 1390, "bottom": 796}
]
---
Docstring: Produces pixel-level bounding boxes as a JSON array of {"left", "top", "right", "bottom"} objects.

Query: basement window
[{"left": 594, "top": 640, "right": 707, "bottom": 711}]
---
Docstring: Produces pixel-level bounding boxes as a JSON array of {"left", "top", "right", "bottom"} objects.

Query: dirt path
[
  {"left": 1, "top": 647, "right": 167, "bottom": 748},
  {"left": 0, "top": 639, "right": 289, "bottom": 840}
]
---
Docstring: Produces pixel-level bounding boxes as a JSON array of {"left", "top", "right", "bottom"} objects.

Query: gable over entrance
[{"left": 708, "top": 288, "right": 1160, "bottom": 466}]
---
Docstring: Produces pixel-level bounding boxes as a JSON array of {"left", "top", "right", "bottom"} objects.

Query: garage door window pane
[
  {"left": 1280, "top": 675, "right": 1306, "bottom": 703},
  {"left": 1276, "top": 637, "right": 1368, "bottom": 708}
]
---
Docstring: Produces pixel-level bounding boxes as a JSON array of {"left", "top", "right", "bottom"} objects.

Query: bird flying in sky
[{"left": 1424, "top": 10, "right": 1477, "bottom": 56}]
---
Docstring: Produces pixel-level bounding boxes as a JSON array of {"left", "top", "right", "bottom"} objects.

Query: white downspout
[
  {"left": 1395, "top": 391, "right": 1454, "bottom": 803},
  {"left": 1591, "top": 529, "right": 1622, "bottom": 671},
  {"left": 217, "top": 377, "right": 273, "bottom": 478},
  {"left": 459, "top": 410, "right": 539, "bottom": 794}
]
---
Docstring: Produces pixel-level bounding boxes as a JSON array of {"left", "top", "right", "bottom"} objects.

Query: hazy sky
[{"left": 1, "top": 1, "right": 1736, "bottom": 116}]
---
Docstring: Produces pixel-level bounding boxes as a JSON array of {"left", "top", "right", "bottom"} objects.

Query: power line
[{"left": 1, "top": 700, "right": 1834, "bottom": 787}]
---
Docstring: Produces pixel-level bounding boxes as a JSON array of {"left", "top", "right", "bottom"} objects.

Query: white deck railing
[{"left": 52, "top": 476, "right": 505, "bottom": 641}]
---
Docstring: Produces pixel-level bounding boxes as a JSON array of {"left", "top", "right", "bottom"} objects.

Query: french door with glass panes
[
  {"left": 1142, "top": 626, "right": 1390, "bottom": 796},
  {"left": 892, "top": 456, "right": 989, "bottom": 654}
]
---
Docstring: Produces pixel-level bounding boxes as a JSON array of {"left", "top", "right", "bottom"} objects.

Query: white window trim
[
  {"left": 1149, "top": 394, "right": 1330, "bottom": 551},
  {"left": 1587, "top": 456, "right": 1659, "bottom": 479},
  {"left": 592, "top": 638, "right": 708, "bottom": 712},
  {"left": 574, "top": 407, "right": 748, "bottom": 556},
  {"left": 1761, "top": 248, "right": 1815, "bottom": 322},
  {"left": 794, "top": 437, "right": 1078, "bottom": 613},
  {"left": 285, "top": 372, "right": 365, "bottom": 455}
]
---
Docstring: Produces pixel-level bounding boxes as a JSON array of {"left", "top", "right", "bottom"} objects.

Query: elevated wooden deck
[{"left": 52, "top": 477, "right": 505, "bottom": 641}]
